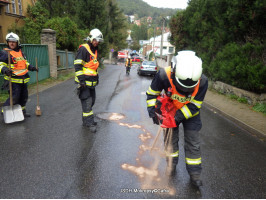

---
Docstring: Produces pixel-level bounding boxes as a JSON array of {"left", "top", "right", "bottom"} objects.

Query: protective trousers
[
  {"left": 164, "top": 114, "right": 202, "bottom": 175},
  {"left": 79, "top": 87, "right": 96, "bottom": 126},
  {"left": 3, "top": 82, "right": 28, "bottom": 113}
]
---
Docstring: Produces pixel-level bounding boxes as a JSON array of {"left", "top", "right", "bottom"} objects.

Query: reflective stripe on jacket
[
  {"left": 125, "top": 58, "right": 132, "bottom": 67},
  {"left": 146, "top": 67, "right": 208, "bottom": 121},
  {"left": 81, "top": 44, "right": 99, "bottom": 76},
  {"left": 10, "top": 49, "right": 28, "bottom": 76},
  {"left": 74, "top": 43, "right": 99, "bottom": 87}
]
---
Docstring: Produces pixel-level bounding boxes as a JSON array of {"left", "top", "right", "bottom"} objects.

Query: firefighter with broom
[{"left": 146, "top": 50, "right": 208, "bottom": 187}]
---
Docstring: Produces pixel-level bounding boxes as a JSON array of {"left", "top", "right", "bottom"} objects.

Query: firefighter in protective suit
[
  {"left": 0, "top": 32, "right": 38, "bottom": 117},
  {"left": 125, "top": 56, "right": 132, "bottom": 75},
  {"left": 146, "top": 51, "right": 208, "bottom": 187},
  {"left": 74, "top": 28, "right": 103, "bottom": 132}
]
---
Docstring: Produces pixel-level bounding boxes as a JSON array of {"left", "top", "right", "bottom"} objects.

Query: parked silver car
[{"left": 137, "top": 61, "right": 157, "bottom": 76}]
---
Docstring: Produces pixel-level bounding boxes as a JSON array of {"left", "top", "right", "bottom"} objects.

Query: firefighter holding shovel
[
  {"left": 146, "top": 51, "right": 208, "bottom": 187},
  {"left": 0, "top": 32, "right": 38, "bottom": 120}
]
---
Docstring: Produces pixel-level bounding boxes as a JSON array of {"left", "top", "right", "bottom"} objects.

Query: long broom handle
[
  {"left": 151, "top": 126, "right": 163, "bottom": 151},
  {"left": 35, "top": 57, "right": 39, "bottom": 106},
  {"left": 7, "top": 51, "right": 13, "bottom": 107}
]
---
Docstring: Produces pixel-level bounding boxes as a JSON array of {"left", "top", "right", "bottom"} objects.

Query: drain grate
[{"left": 96, "top": 112, "right": 125, "bottom": 121}]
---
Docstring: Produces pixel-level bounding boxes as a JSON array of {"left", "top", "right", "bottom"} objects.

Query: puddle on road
[
  {"left": 97, "top": 111, "right": 176, "bottom": 196},
  {"left": 119, "top": 124, "right": 176, "bottom": 197},
  {"left": 96, "top": 112, "right": 125, "bottom": 121}
]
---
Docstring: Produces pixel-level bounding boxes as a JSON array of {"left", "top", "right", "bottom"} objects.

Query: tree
[
  {"left": 44, "top": 17, "right": 84, "bottom": 51},
  {"left": 76, "top": 0, "right": 109, "bottom": 57},
  {"left": 169, "top": 0, "right": 266, "bottom": 93},
  {"left": 20, "top": 2, "right": 49, "bottom": 44},
  {"left": 106, "top": 0, "right": 128, "bottom": 51},
  {"left": 38, "top": 0, "right": 78, "bottom": 18}
]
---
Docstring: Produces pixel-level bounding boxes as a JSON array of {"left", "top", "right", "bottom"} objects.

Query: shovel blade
[{"left": 3, "top": 104, "right": 25, "bottom": 124}]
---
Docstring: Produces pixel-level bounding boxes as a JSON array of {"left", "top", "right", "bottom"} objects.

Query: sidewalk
[{"left": 204, "top": 89, "right": 266, "bottom": 140}]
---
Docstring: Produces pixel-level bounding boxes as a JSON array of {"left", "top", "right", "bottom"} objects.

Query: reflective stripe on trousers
[{"left": 163, "top": 114, "right": 202, "bottom": 174}]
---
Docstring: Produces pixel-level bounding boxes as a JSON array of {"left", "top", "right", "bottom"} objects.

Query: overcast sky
[{"left": 142, "top": 0, "right": 188, "bottom": 9}]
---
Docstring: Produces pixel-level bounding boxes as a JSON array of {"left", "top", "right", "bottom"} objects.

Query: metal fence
[
  {"left": 0, "top": 44, "right": 75, "bottom": 95},
  {"left": 56, "top": 50, "right": 75, "bottom": 70},
  {"left": 0, "top": 43, "right": 50, "bottom": 94}
]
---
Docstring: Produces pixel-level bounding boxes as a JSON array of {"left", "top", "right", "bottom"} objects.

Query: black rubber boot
[
  {"left": 190, "top": 174, "right": 203, "bottom": 187},
  {"left": 82, "top": 123, "right": 97, "bottom": 132},
  {"left": 23, "top": 111, "right": 31, "bottom": 118},
  {"left": 82, "top": 116, "right": 97, "bottom": 133}
]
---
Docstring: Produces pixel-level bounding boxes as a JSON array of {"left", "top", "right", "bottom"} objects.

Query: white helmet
[
  {"left": 6, "top": 32, "right": 20, "bottom": 44},
  {"left": 171, "top": 50, "right": 202, "bottom": 94},
  {"left": 88, "top": 28, "right": 104, "bottom": 43}
]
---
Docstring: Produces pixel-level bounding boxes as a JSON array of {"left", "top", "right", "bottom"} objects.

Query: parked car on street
[
  {"left": 132, "top": 56, "right": 142, "bottom": 63},
  {"left": 137, "top": 61, "right": 157, "bottom": 76}
]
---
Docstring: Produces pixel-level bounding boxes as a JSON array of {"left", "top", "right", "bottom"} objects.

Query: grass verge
[
  {"left": 252, "top": 103, "right": 266, "bottom": 115},
  {"left": 209, "top": 88, "right": 265, "bottom": 115}
]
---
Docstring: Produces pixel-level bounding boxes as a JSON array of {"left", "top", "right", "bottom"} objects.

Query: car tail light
[
  {"left": 155, "top": 67, "right": 157, "bottom": 70},
  {"left": 141, "top": 66, "right": 144, "bottom": 69}
]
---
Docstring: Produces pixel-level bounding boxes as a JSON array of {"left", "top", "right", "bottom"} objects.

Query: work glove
[
  {"left": 174, "top": 110, "right": 183, "bottom": 127},
  {"left": 3, "top": 67, "right": 12, "bottom": 76},
  {"left": 152, "top": 116, "right": 160, "bottom": 125},
  {"left": 31, "top": 67, "right": 39, "bottom": 72}
]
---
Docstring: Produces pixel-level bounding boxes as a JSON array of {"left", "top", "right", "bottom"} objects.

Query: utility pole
[
  {"left": 153, "top": 26, "right": 156, "bottom": 55},
  {"left": 160, "top": 17, "right": 165, "bottom": 57}
]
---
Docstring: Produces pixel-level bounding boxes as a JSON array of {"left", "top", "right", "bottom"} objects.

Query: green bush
[
  {"left": 208, "top": 42, "right": 265, "bottom": 93},
  {"left": 44, "top": 17, "right": 84, "bottom": 51},
  {"left": 253, "top": 103, "right": 266, "bottom": 115},
  {"left": 169, "top": 0, "right": 265, "bottom": 94}
]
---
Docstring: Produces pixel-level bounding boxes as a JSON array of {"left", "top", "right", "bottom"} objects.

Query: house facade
[
  {"left": 0, "top": 0, "right": 36, "bottom": 43},
  {"left": 147, "top": 32, "right": 175, "bottom": 56}
]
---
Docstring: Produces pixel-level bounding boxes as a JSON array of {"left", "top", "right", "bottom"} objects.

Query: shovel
[
  {"left": 2, "top": 48, "right": 24, "bottom": 124},
  {"left": 35, "top": 57, "right": 41, "bottom": 116}
]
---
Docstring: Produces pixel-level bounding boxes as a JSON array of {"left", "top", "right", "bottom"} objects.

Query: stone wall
[
  {"left": 156, "top": 54, "right": 174, "bottom": 68},
  {"left": 41, "top": 29, "right": 57, "bottom": 78},
  {"left": 209, "top": 81, "right": 266, "bottom": 105}
]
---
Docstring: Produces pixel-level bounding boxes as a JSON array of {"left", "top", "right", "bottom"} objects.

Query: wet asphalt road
[{"left": 0, "top": 64, "right": 265, "bottom": 198}]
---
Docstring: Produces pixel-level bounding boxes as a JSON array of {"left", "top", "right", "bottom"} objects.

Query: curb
[{"left": 204, "top": 101, "right": 266, "bottom": 141}]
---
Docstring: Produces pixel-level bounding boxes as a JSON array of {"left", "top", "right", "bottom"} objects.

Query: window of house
[
  {"left": 18, "top": 0, "right": 22, "bottom": 15},
  {"left": 11, "top": 0, "right": 16, "bottom": 14},
  {"left": 169, "top": 47, "right": 174, "bottom": 53},
  {"left": 6, "top": 0, "right": 10, "bottom": 13}
]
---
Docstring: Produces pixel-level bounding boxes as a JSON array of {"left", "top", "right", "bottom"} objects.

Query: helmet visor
[
  {"left": 94, "top": 37, "right": 104, "bottom": 43},
  {"left": 174, "top": 77, "right": 198, "bottom": 95},
  {"left": 7, "top": 38, "right": 18, "bottom": 42}
]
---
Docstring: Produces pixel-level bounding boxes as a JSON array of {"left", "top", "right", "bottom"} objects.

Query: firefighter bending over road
[
  {"left": 125, "top": 56, "right": 132, "bottom": 75},
  {"left": 0, "top": 32, "right": 38, "bottom": 117},
  {"left": 146, "top": 51, "right": 208, "bottom": 187},
  {"left": 74, "top": 28, "right": 104, "bottom": 132}
]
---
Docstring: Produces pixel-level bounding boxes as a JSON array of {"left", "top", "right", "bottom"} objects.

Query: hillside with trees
[
  {"left": 10, "top": 0, "right": 128, "bottom": 59},
  {"left": 116, "top": 0, "right": 178, "bottom": 19},
  {"left": 170, "top": 0, "right": 265, "bottom": 93}
]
